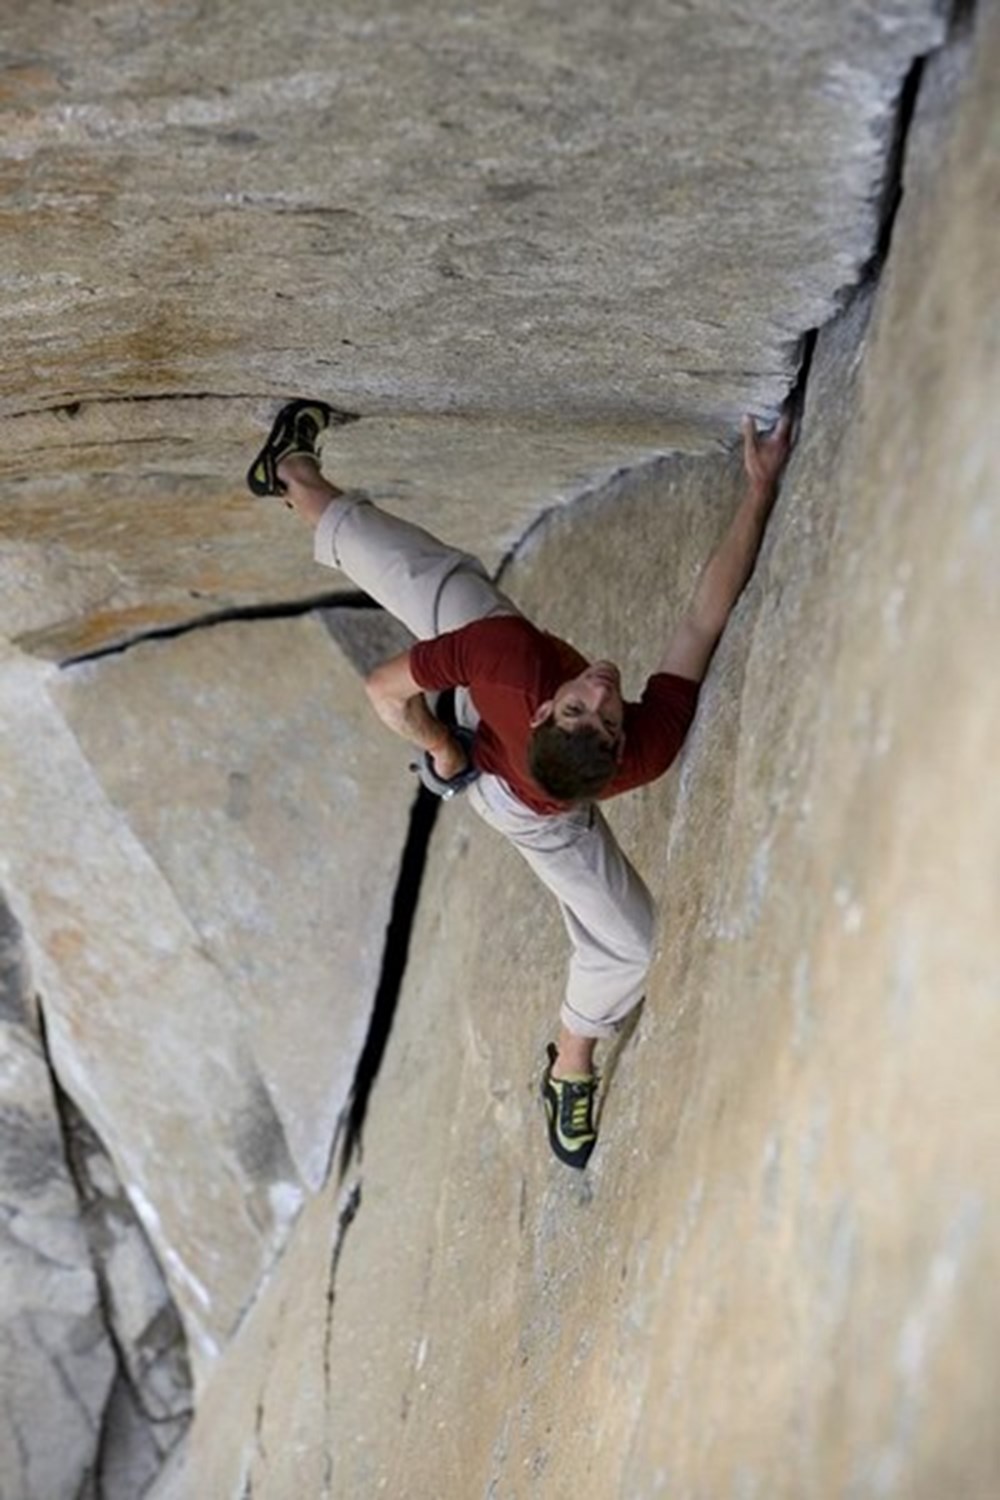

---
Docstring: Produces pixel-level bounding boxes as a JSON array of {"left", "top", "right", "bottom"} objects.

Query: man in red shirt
[{"left": 248, "top": 401, "right": 792, "bottom": 1168}]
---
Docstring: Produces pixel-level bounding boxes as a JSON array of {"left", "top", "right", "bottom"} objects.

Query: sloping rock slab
[
  {"left": 51, "top": 613, "right": 415, "bottom": 1192},
  {"left": 0, "top": 899, "right": 115, "bottom": 1500},
  {"left": 0, "top": 645, "right": 304, "bottom": 1367}
]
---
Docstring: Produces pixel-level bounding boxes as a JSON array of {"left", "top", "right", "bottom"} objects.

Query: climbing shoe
[
  {"left": 246, "top": 399, "right": 334, "bottom": 497},
  {"left": 541, "top": 1043, "right": 598, "bottom": 1170}
]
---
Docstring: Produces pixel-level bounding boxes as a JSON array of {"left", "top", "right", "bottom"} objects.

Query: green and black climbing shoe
[
  {"left": 541, "top": 1043, "right": 598, "bottom": 1170},
  {"left": 246, "top": 399, "right": 334, "bottom": 497}
]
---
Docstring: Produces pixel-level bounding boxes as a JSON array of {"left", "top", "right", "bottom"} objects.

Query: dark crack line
[
  {"left": 35, "top": 996, "right": 124, "bottom": 1497},
  {"left": 854, "top": 4, "right": 971, "bottom": 293},
  {"left": 336, "top": 784, "right": 440, "bottom": 1179},
  {"left": 59, "top": 591, "right": 382, "bottom": 668},
  {"left": 321, "top": 1180, "right": 362, "bottom": 1500},
  {"left": 787, "top": 328, "right": 817, "bottom": 424},
  {"left": 863, "top": 53, "right": 927, "bottom": 284},
  {"left": 252, "top": 1391, "right": 267, "bottom": 1475},
  {"left": 6, "top": 393, "right": 361, "bottom": 422},
  {"left": 35, "top": 997, "right": 194, "bottom": 1461}
]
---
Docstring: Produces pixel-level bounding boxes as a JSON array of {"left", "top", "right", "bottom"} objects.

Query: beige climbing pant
[{"left": 314, "top": 493, "right": 654, "bottom": 1040}]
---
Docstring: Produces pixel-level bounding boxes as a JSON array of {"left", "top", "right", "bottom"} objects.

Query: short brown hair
[{"left": 527, "top": 721, "right": 619, "bottom": 802}]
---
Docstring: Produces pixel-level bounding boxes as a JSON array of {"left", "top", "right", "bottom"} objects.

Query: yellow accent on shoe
[{"left": 541, "top": 1044, "right": 598, "bottom": 1169}]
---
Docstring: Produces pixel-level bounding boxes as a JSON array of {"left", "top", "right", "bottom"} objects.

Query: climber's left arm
[{"left": 657, "top": 411, "right": 794, "bottom": 684}]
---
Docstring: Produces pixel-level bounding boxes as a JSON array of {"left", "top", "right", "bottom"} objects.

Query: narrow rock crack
[
  {"left": 858, "top": 5, "right": 970, "bottom": 289},
  {"left": 60, "top": 592, "right": 381, "bottom": 668},
  {"left": 321, "top": 1180, "right": 363, "bottom": 1500},
  {"left": 336, "top": 785, "right": 440, "bottom": 1178},
  {"left": 35, "top": 997, "right": 193, "bottom": 1499},
  {"left": 7, "top": 394, "right": 361, "bottom": 423}
]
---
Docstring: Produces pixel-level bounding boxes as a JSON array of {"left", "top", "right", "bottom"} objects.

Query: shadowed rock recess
[{"left": 1, "top": 2, "right": 997, "bottom": 1498}]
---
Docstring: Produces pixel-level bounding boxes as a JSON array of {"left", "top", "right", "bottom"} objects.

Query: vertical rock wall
[
  {"left": 0, "top": 616, "right": 415, "bottom": 1496},
  {"left": 58, "top": 1092, "right": 193, "bottom": 1500},
  {"left": 50, "top": 615, "right": 415, "bottom": 1192},
  {"left": 159, "top": 11, "right": 1000, "bottom": 1496},
  {"left": 1, "top": 5, "right": 994, "bottom": 1498},
  {"left": 0, "top": 899, "right": 115, "bottom": 1499}
]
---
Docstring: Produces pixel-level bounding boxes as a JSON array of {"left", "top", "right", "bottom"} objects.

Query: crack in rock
[
  {"left": 7, "top": 394, "right": 362, "bottom": 423},
  {"left": 59, "top": 592, "right": 381, "bottom": 668},
  {"left": 321, "top": 1180, "right": 362, "bottom": 1500},
  {"left": 336, "top": 784, "right": 440, "bottom": 1179},
  {"left": 35, "top": 998, "right": 193, "bottom": 1500}
]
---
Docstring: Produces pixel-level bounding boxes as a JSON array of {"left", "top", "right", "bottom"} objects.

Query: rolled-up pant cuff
[{"left": 558, "top": 988, "right": 646, "bottom": 1041}]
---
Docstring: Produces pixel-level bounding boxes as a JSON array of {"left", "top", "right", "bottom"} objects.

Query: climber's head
[{"left": 527, "top": 661, "right": 625, "bottom": 802}]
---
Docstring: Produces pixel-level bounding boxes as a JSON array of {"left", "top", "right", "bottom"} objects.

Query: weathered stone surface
[
  {"left": 1, "top": 610, "right": 415, "bottom": 1389},
  {"left": 158, "top": 12, "right": 1000, "bottom": 1496},
  {"left": 60, "top": 1093, "right": 192, "bottom": 1498},
  {"left": 0, "top": 897, "right": 115, "bottom": 1500},
  {"left": 0, "top": 0, "right": 942, "bottom": 658},
  {"left": 3, "top": 3, "right": 995, "bottom": 1497},
  {"left": 51, "top": 614, "right": 414, "bottom": 1190},
  {"left": 0, "top": 645, "right": 306, "bottom": 1365},
  {"left": 319, "top": 604, "right": 414, "bottom": 679},
  {"left": 149, "top": 1175, "right": 359, "bottom": 1500}
]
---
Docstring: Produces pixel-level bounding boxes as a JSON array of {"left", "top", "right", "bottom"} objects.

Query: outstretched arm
[
  {"left": 658, "top": 411, "right": 794, "bottom": 683},
  {"left": 364, "top": 651, "right": 469, "bottom": 779}
]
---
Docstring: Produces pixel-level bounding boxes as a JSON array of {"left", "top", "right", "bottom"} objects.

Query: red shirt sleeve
[
  {"left": 408, "top": 617, "right": 546, "bottom": 693},
  {"left": 601, "top": 672, "right": 700, "bottom": 798},
  {"left": 408, "top": 625, "right": 473, "bottom": 691}
]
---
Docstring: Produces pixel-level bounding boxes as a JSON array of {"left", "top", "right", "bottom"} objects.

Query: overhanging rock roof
[{"left": 1, "top": 0, "right": 943, "bottom": 657}]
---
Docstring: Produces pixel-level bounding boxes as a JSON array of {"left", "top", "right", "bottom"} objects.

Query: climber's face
[{"left": 531, "top": 661, "right": 625, "bottom": 753}]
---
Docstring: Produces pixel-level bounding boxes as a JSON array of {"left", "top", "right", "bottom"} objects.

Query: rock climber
[{"left": 247, "top": 400, "right": 793, "bottom": 1168}]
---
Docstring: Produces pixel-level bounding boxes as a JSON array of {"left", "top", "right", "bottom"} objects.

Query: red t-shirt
[{"left": 409, "top": 616, "right": 699, "bottom": 815}]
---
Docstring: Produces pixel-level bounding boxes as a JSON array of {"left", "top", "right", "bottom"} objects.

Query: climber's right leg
[{"left": 248, "top": 400, "right": 517, "bottom": 640}]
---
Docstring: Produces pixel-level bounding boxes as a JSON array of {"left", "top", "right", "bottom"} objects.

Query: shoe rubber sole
[{"left": 246, "top": 399, "right": 335, "bottom": 497}]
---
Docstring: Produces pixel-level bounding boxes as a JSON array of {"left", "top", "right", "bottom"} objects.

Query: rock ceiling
[{"left": 0, "top": 0, "right": 943, "bottom": 658}]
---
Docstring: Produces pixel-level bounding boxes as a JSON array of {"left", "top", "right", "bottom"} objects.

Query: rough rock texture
[
  {"left": 147, "top": 1176, "right": 362, "bottom": 1500},
  {"left": 1, "top": 643, "right": 303, "bottom": 1366},
  {"left": 1, "top": 888, "right": 192, "bottom": 1500},
  {"left": 0, "top": 618, "right": 413, "bottom": 1500},
  {"left": 156, "top": 11, "right": 999, "bottom": 1497},
  {"left": 2, "top": 3, "right": 993, "bottom": 1498},
  {"left": 50, "top": 614, "right": 414, "bottom": 1191},
  {"left": 0, "top": 612, "right": 415, "bottom": 1494},
  {"left": 0, "top": 0, "right": 943, "bottom": 658},
  {"left": 57, "top": 1093, "right": 193, "bottom": 1500},
  {"left": 0, "top": 899, "right": 115, "bottom": 1500}
]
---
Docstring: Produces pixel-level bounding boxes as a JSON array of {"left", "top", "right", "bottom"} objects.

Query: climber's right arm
[{"left": 364, "top": 652, "right": 469, "bottom": 779}]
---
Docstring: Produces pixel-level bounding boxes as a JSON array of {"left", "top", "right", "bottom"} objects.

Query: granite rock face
[
  {"left": 0, "top": 899, "right": 116, "bottom": 1500},
  {"left": 0, "top": 1062, "right": 191, "bottom": 1500},
  {"left": 0, "top": 613, "right": 414, "bottom": 1494},
  {"left": 0, "top": 0, "right": 943, "bottom": 658},
  {"left": 1, "top": 890, "right": 191, "bottom": 1500},
  {"left": 2, "top": 3, "right": 993, "bottom": 1498},
  {"left": 56, "top": 1092, "right": 193, "bottom": 1500},
  {"left": 51, "top": 614, "right": 415, "bottom": 1193},
  {"left": 159, "top": 12, "right": 1000, "bottom": 1497},
  {"left": 0, "top": 644, "right": 304, "bottom": 1365}
]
